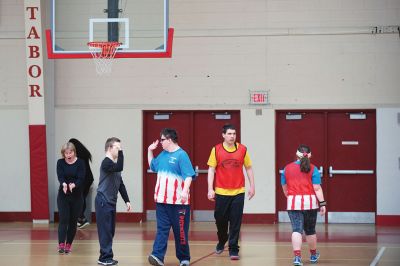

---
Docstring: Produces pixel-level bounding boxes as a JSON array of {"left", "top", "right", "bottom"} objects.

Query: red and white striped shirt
[
  {"left": 150, "top": 148, "right": 195, "bottom": 205},
  {"left": 282, "top": 162, "right": 320, "bottom": 210}
]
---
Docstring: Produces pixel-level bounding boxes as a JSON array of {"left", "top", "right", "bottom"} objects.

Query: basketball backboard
[{"left": 47, "top": 0, "right": 173, "bottom": 59}]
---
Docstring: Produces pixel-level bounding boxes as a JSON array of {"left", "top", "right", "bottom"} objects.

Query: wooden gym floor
[{"left": 0, "top": 222, "right": 399, "bottom": 266}]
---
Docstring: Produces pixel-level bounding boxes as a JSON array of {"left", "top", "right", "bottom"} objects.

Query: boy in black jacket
[{"left": 95, "top": 137, "right": 131, "bottom": 266}]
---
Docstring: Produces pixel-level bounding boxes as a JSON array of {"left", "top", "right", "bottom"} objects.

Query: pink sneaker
[
  {"left": 58, "top": 243, "right": 65, "bottom": 254},
  {"left": 64, "top": 243, "right": 72, "bottom": 254}
]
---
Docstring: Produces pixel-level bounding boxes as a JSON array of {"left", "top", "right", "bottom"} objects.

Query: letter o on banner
[{"left": 28, "top": 65, "right": 42, "bottom": 78}]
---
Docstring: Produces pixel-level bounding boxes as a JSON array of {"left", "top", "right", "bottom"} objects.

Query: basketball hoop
[{"left": 87, "top": 41, "right": 121, "bottom": 75}]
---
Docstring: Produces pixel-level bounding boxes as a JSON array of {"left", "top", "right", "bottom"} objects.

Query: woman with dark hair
[
  {"left": 69, "top": 138, "right": 94, "bottom": 229},
  {"left": 281, "top": 144, "right": 326, "bottom": 266}
]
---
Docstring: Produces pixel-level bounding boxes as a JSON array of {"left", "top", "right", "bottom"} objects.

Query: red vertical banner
[
  {"left": 25, "top": 1, "right": 49, "bottom": 221},
  {"left": 29, "top": 125, "right": 49, "bottom": 220}
]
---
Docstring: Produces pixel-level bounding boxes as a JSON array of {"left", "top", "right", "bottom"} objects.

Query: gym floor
[{"left": 0, "top": 222, "right": 399, "bottom": 265}]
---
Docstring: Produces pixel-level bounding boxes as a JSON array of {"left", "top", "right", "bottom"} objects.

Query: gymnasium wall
[
  {"left": 0, "top": 0, "right": 399, "bottom": 219},
  {"left": 241, "top": 109, "right": 275, "bottom": 214},
  {"left": 0, "top": 0, "right": 29, "bottom": 213},
  {"left": 0, "top": 109, "right": 30, "bottom": 212},
  {"left": 377, "top": 108, "right": 400, "bottom": 216}
]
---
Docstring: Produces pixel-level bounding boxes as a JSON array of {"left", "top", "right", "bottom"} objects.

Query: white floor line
[{"left": 370, "top": 246, "right": 386, "bottom": 266}]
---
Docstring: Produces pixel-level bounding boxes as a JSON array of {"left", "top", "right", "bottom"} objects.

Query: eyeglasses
[{"left": 160, "top": 138, "right": 167, "bottom": 142}]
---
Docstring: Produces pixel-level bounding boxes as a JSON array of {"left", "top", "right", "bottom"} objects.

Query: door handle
[
  {"left": 328, "top": 166, "right": 374, "bottom": 178},
  {"left": 195, "top": 166, "right": 208, "bottom": 176},
  {"left": 279, "top": 166, "right": 323, "bottom": 175}
]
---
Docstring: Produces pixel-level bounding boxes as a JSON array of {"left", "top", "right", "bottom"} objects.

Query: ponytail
[
  {"left": 297, "top": 144, "right": 311, "bottom": 173},
  {"left": 300, "top": 157, "right": 311, "bottom": 173}
]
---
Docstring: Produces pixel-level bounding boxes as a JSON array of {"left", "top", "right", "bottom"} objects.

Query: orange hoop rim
[
  {"left": 87, "top": 41, "right": 121, "bottom": 48},
  {"left": 87, "top": 41, "right": 121, "bottom": 56},
  {"left": 87, "top": 42, "right": 122, "bottom": 74}
]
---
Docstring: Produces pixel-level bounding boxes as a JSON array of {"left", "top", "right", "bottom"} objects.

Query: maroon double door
[
  {"left": 143, "top": 111, "right": 240, "bottom": 221},
  {"left": 276, "top": 110, "right": 376, "bottom": 223}
]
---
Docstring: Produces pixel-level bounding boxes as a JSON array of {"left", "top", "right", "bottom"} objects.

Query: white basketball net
[{"left": 88, "top": 42, "right": 120, "bottom": 75}]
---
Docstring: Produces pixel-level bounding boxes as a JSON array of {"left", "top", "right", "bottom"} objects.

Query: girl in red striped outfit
[{"left": 281, "top": 144, "right": 326, "bottom": 266}]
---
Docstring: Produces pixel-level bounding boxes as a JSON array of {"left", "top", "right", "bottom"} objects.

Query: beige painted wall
[
  {"left": 0, "top": 109, "right": 30, "bottom": 211},
  {"left": 377, "top": 108, "right": 400, "bottom": 215},
  {"left": 241, "top": 109, "right": 275, "bottom": 213}
]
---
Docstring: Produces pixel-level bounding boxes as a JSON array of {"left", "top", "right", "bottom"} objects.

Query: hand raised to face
[
  {"left": 148, "top": 139, "right": 159, "bottom": 151},
  {"left": 113, "top": 142, "right": 122, "bottom": 151}
]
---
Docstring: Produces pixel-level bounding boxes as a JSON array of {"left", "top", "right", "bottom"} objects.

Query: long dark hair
[
  {"left": 69, "top": 138, "right": 92, "bottom": 162},
  {"left": 297, "top": 144, "right": 311, "bottom": 173}
]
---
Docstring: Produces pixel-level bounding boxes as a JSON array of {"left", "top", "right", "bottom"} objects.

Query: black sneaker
[
  {"left": 148, "top": 254, "right": 164, "bottom": 266},
  {"left": 215, "top": 243, "right": 225, "bottom": 254},
  {"left": 97, "top": 259, "right": 118, "bottom": 265},
  {"left": 78, "top": 219, "right": 90, "bottom": 229},
  {"left": 179, "top": 260, "right": 190, "bottom": 266},
  {"left": 229, "top": 251, "right": 240, "bottom": 260},
  {"left": 58, "top": 243, "right": 65, "bottom": 254}
]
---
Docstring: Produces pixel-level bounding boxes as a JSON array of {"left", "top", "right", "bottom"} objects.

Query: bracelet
[{"left": 319, "top": 201, "right": 327, "bottom": 207}]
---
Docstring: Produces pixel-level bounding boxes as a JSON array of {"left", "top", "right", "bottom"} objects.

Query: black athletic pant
[
  {"left": 95, "top": 193, "right": 116, "bottom": 261},
  {"left": 214, "top": 193, "right": 245, "bottom": 253},
  {"left": 57, "top": 191, "right": 83, "bottom": 244}
]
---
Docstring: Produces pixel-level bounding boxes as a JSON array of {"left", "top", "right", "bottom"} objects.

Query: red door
[
  {"left": 143, "top": 111, "right": 240, "bottom": 221},
  {"left": 276, "top": 110, "right": 376, "bottom": 223},
  {"left": 327, "top": 111, "right": 376, "bottom": 223},
  {"left": 276, "top": 111, "right": 325, "bottom": 223},
  {"left": 192, "top": 111, "right": 240, "bottom": 221}
]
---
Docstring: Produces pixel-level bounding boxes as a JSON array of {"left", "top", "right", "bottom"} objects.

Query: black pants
[
  {"left": 95, "top": 193, "right": 116, "bottom": 261},
  {"left": 57, "top": 191, "right": 83, "bottom": 244},
  {"left": 214, "top": 193, "right": 245, "bottom": 253}
]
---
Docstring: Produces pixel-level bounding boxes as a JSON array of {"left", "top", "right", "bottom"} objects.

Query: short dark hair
[
  {"left": 105, "top": 137, "right": 121, "bottom": 151},
  {"left": 222, "top": 124, "right": 236, "bottom": 134},
  {"left": 160, "top": 128, "right": 178, "bottom": 143}
]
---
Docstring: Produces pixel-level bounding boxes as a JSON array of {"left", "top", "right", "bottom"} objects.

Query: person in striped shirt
[
  {"left": 281, "top": 144, "right": 326, "bottom": 266},
  {"left": 147, "top": 128, "right": 195, "bottom": 266}
]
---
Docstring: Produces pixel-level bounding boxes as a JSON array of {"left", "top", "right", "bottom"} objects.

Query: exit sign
[{"left": 250, "top": 91, "right": 269, "bottom": 105}]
